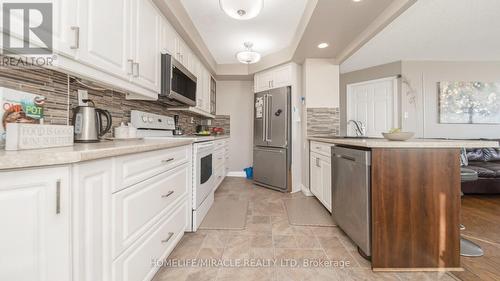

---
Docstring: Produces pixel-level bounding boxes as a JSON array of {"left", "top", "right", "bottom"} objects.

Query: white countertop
[
  {"left": 153, "top": 134, "right": 230, "bottom": 142},
  {"left": 0, "top": 139, "right": 193, "bottom": 170},
  {"left": 308, "top": 136, "right": 499, "bottom": 148}
]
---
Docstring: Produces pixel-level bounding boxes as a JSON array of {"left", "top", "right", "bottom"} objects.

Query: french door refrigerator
[{"left": 253, "top": 86, "right": 291, "bottom": 192}]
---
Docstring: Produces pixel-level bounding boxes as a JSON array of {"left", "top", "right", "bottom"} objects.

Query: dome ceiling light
[
  {"left": 219, "top": 0, "right": 264, "bottom": 20},
  {"left": 236, "top": 42, "right": 261, "bottom": 64}
]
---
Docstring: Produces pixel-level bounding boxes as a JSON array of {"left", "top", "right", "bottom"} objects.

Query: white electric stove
[{"left": 131, "top": 110, "right": 215, "bottom": 231}]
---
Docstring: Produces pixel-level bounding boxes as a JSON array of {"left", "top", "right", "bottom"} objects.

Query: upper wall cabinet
[
  {"left": 254, "top": 64, "right": 293, "bottom": 93},
  {"left": 77, "top": 0, "right": 131, "bottom": 80},
  {"left": 130, "top": 0, "right": 161, "bottom": 92}
]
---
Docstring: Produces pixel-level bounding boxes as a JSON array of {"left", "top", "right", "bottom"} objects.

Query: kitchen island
[{"left": 309, "top": 137, "right": 498, "bottom": 272}]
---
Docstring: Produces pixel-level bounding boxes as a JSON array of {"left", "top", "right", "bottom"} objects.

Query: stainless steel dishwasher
[{"left": 332, "top": 146, "right": 371, "bottom": 257}]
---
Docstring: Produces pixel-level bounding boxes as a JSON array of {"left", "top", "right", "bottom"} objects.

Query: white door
[
  {"left": 255, "top": 71, "right": 273, "bottom": 92},
  {"left": 347, "top": 77, "right": 399, "bottom": 137},
  {"left": 272, "top": 65, "right": 292, "bottom": 89},
  {"left": 310, "top": 154, "right": 322, "bottom": 200},
  {"left": 131, "top": 0, "right": 160, "bottom": 91},
  {"left": 0, "top": 167, "right": 71, "bottom": 281},
  {"left": 320, "top": 158, "right": 332, "bottom": 212},
  {"left": 78, "top": 0, "right": 130, "bottom": 79},
  {"left": 72, "top": 159, "right": 113, "bottom": 281}
]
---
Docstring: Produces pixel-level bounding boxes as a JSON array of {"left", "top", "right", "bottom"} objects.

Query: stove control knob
[
  {"left": 148, "top": 117, "right": 154, "bottom": 123},
  {"left": 142, "top": 115, "right": 148, "bottom": 122}
]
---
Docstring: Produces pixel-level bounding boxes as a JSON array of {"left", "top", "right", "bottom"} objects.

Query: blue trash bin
[{"left": 244, "top": 167, "right": 253, "bottom": 179}]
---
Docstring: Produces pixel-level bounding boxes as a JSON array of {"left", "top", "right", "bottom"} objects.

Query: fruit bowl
[{"left": 382, "top": 132, "right": 415, "bottom": 141}]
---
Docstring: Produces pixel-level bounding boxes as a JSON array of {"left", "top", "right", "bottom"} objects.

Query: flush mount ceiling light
[
  {"left": 219, "top": 0, "right": 264, "bottom": 20},
  {"left": 318, "top": 43, "right": 329, "bottom": 49},
  {"left": 236, "top": 42, "right": 261, "bottom": 64}
]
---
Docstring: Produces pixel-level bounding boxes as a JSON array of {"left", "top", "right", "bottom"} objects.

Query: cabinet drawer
[
  {"left": 310, "top": 141, "right": 333, "bottom": 157},
  {"left": 214, "top": 150, "right": 225, "bottom": 168},
  {"left": 112, "top": 164, "right": 189, "bottom": 257},
  {"left": 114, "top": 146, "right": 190, "bottom": 192},
  {"left": 113, "top": 201, "right": 187, "bottom": 281}
]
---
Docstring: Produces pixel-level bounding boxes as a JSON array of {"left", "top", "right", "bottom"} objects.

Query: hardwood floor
[{"left": 451, "top": 195, "right": 500, "bottom": 281}]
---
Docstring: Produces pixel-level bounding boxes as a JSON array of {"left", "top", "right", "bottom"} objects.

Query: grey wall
[
  {"left": 216, "top": 80, "right": 254, "bottom": 174},
  {"left": 339, "top": 61, "right": 402, "bottom": 135},
  {"left": 401, "top": 61, "right": 500, "bottom": 139}
]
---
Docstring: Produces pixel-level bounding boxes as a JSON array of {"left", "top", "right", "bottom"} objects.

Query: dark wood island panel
[{"left": 371, "top": 148, "right": 461, "bottom": 271}]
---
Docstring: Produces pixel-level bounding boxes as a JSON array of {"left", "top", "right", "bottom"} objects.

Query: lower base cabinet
[
  {"left": 0, "top": 145, "right": 191, "bottom": 281},
  {"left": 0, "top": 167, "right": 71, "bottom": 281},
  {"left": 310, "top": 142, "right": 333, "bottom": 212}
]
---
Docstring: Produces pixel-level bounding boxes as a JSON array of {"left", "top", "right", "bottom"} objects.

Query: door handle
[
  {"left": 265, "top": 95, "right": 272, "bottom": 142},
  {"left": 262, "top": 94, "right": 267, "bottom": 142},
  {"left": 127, "top": 59, "right": 134, "bottom": 75},
  {"left": 70, "top": 26, "right": 80, "bottom": 49},
  {"left": 133, "top": 62, "right": 139, "bottom": 77},
  {"left": 337, "top": 155, "right": 356, "bottom": 162},
  {"left": 56, "top": 179, "right": 61, "bottom": 214},
  {"left": 161, "top": 232, "right": 174, "bottom": 243},
  {"left": 161, "top": 191, "right": 174, "bottom": 198},
  {"left": 316, "top": 158, "right": 320, "bottom": 167}
]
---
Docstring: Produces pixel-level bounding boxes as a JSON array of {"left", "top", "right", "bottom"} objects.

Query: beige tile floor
[{"left": 153, "top": 178, "right": 458, "bottom": 281}]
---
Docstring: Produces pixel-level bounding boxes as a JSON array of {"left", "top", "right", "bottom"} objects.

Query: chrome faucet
[{"left": 347, "top": 120, "right": 366, "bottom": 136}]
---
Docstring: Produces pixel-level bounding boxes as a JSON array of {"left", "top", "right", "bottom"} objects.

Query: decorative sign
[
  {"left": 5, "top": 124, "right": 73, "bottom": 151},
  {"left": 439, "top": 81, "right": 500, "bottom": 124}
]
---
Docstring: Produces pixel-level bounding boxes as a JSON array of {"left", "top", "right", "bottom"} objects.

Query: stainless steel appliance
[
  {"left": 72, "top": 100, "right": 112, "bottom": 143},
  {"left": 332, "top": 146, "right": 371, "bottom": 256},
  {"left": 253, "top": 86, "right": 291, "bottom": 192},
  {"left": 131, "top": 110, "right": 215, "bottom": 232},
  {"left": 161, "top": 53, "right": 197, "bottom": 106}
]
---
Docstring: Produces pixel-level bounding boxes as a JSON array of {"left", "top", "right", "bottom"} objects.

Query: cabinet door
[
  {"left": 78, "top": 0, "right": 131, "bottom": 79},
  {"left": 204, "top": 71, "right": 211, "bottom": 113},
  {"left": 320, "top": 158, "right": 332, "bottom": 212},
  {"left": 0, "top": 167, "right": 70, "bottom": 281},
  {"left": 53, "top": 0, "right": 78, "bottom": 57},
  {"left": 72, "top": 159, "right": 113, "bottom": 281},
  {"left": 131, "top": 0, "right": 160, "bottom": 92},
  {"left": 272, "top": 64, "right": 292, "bottom": 89},
  {"left": 310, "top": 154, "right": 322, "bottom": 200},
  {"left": 195, "top": 60, "right": 204, "bottom": 110},
  {"left": 160, "top": 16, "right": 176, "bottom": 55},
  {"left": 255, "top": 71, "right": 273, "bottom": 92}
]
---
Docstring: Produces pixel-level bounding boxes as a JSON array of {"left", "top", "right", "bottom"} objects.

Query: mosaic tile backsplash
[
  {"left": 307, "top": 107, "right": 340, "bottom": 136},
  {"left": 0, "top": 62, "right": 229, "bottom": 137}
]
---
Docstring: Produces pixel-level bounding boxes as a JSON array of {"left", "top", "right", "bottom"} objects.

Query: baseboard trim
[
  {"left": 301, "top": 184, "right": 314, "bottom": 197},
  {"left": 227, "top": 171, "right": 246, "bottom": 177}
]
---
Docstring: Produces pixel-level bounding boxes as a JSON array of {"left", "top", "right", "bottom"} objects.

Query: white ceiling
[
  {"left": 340, "top": 0, "right": 500, "bottom": 73},
  {"left": 180, "top": 0, "right": 308, "bottom": 64}
]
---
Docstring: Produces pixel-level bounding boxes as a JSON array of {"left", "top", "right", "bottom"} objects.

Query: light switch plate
[{"left": 78, "top": 90, "right": 88, "bottom": 106}]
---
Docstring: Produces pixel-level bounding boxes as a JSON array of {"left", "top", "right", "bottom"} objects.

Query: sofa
[{"left": 462, "top": 147, "right": 500, "bottom": 194}]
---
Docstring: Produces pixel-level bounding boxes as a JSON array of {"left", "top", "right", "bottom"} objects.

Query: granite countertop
[
  {"left": 309, "top": 136, "right": 499, "bottom": 148},
  {"left": 0, "top": 139, "right": 193, "bottom": 170}
]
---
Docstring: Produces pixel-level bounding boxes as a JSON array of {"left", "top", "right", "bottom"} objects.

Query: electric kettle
[{"left": 72, "top": 99, "right": 112, "bottom": 142}]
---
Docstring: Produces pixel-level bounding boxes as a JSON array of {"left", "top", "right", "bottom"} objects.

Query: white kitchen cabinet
[
  {"left": 72, "top": 159, "right": 113, "bottom": 281},
  {"left": 0, "top": 167, "right": 71, "bottom": 281},
  {"left": 52, "top": 0, "right": 79, "bottom": 58},
  {"left": 76, "top": 0, "right": 131, "bottom": 80},
  {"left": 254, "top": 64, "right": 293, "bottom": 92},
  {"left": 310, "top": 149, "right": 332, "bottom": 212},
  {"left": 160, "top": 16, "right": 176, "bottom": 55},
  {"left": 130, "top": 0, "right": 161, "bottom": 92}
]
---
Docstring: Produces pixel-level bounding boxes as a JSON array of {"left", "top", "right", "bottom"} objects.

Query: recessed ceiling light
[
  {"left": 318, "top": 43, "right": 329, "bottom": 49},
  {"left": 352, "top": 0, "right": 363, "bottom": 2}
]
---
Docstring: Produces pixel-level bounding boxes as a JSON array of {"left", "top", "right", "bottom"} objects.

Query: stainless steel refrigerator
[{"left": 253, "top": 86, "right": 291, "bottom": 192}]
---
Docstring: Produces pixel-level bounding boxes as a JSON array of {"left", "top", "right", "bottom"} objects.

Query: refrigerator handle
[
  {"left": 266, "top": 94, "right": 272, "bottom": 142},
  {"left": 262, "top": 94, "right": 267, "bottom": 142}
]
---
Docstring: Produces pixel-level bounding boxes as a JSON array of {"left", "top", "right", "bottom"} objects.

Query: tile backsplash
[
  {"left": 0, "top": 61, "right": 229, "bottom": 137},
  {"left": 307, "top": 107, "right": 340, "bottom": 136}
]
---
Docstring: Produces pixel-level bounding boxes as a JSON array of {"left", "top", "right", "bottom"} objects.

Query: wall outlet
[
  {"left": 78, "top": 90, "right": 88, "bottom": 106},
  {"left": 190, "top": 117, "right": 194, "bottom": 124}
]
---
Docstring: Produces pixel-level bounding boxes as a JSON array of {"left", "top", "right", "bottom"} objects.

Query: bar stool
[{"left": 460, "top": 168, "right": 484, "bottom": 257}]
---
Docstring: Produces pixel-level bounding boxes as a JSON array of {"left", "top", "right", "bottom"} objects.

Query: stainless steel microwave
[{"left": 161, "top": 53, "right": 197, "bottom": 106}]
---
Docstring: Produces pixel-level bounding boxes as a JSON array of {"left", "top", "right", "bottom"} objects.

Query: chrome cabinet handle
[
  {"left": 161, "top": 158, "right": 174, "bottom": 164},
  {"left": 56, "top": 180, "right": 61, "bottom": 214},
  {"left": 161, "top": 232, "right": 174, "bottom": 243},
  {"left": 70, "top": 26, "right": 80, "bottom": 49},
  {"left": 132, "top": 62, "right": 139, "bottom": 77},
  {"left": 161, "top": 190, "right": 174, "bottom": 198},
  {"left": 127, "top": 59, "right": 134, "bottom": 75}
]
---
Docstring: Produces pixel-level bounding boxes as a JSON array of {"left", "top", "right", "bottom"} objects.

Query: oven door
[{"left": 196, "top": 143, "right": 214, "bottom": 208}]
